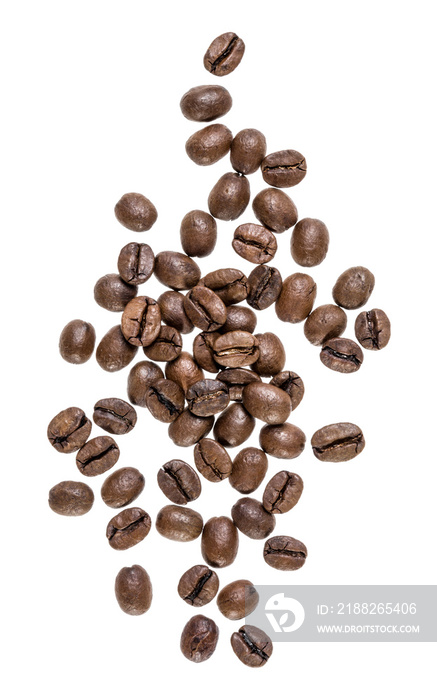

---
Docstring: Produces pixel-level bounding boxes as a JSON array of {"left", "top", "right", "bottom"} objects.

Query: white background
[{"left": 2, "top": 0, "right": 436, "bottom": 697}]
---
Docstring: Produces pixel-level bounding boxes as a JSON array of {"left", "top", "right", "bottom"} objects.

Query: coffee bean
[
  {"left": 231, "top": 625, "right": 273, "bottom": 667},
  {"left": 168, "top": 410, "right": 214, "bottom": 447},
  {"left": 48, "top": 481, "right": 94, "bottom": 516},
  {"left": 208, "top": 173, "right": 250, "bottom": 221},
  {"left": 242, "top": 382, "right": 291, "bottom": 424},
  {"left": 355, "top": 308, "right": 391, "bottom": 350},
  {"left": 165, "top": 352, "right": 205, "bottom": 394},
  {"left": 101, "top": 467, "right": 145, "bottom": 508},
  {"left": 216, "top": 368, "right": 261, "bottom": 402},
  {"left": 186, "top": 124, "right": 233, "bottom": 166},
  {"left": 194, "top": 438, "right": 232, "bottom": 482},
  {"left": 259, "top": 423, "right": 306, "bottom": 459},
  {"left": 121, "top": 296, "right": 161, "bottom": 347},
  {"left": 291, "top": 218, "right": 330, "bottom": 267},
  {"left": 59, "top": 320, "right": 96, "bottom": 364},
  {"left": 232, "top": 224, "right": 277, "bottom": 264},
  {"left": 154, "top": 251, "right": 201, "bottom": 291},
  {"left": 229, "top": 447, "right": 268, "bottom": 494},
  {"left": 270, "top": 371, "right": 305, "bottom": 410},
  {"left": 76, "top": 436, "right": 120, "bottom": 477},
  {"left": 114, "top": 193, "right": 158, "bottom": 232},
  {"left": 180, "top": 210, "right": 217, "bottom": 258},
  {"left": 96, "top": 325, "right": 138, "bottom": 372},
  {"left": 186, "top": 379, "right": 229, "bottom": 416},
  {"left": 332, "top": 266, "right": 375, "bottom": 309},
  {"left": 320, "top": 337, "right": 364, "bottom": 373},
  {"left": 47, "top": 407, "right": 92, "bottom": 454},
  {"left": 263, "top": 535, "right": 307, "bottom": 571},
  {"left": 180, "top": 85, "right": 232, "bottom": 122},
  {"left": 247, "top": 265, "right": 282, "bottom": 310},
  {"left": 250, "top": 332, "right": 285, "bottom": 377},
  {"left": 127, "top": 361, "right": 164, "bottom": 407},
  {"left": 304, "top": 304, "right": 348, "bottom": 346},
  {"left": 178, "top": 565, "right": 219, "bottom": 607},
  {"left": 157, "top": 460, "right": 201, "bottom": 505},
  {"left": 201, "top": 516, "right": 239, "bottom": 567},
  {"left": 217, "top": 580, "right": 259, "bottom": 620},
  {"left": 230, "top": 128, "right": 267, "bottom": 174},
  {"left": 107, "top": 507, "right": 151, "bottom": 550},
  {"left": 158, "top": 291, "right": 194, "bottom": 334},
  {"left": 156, "top": 505, "right": 203, "bottom": 542},
  {"left": 311, "top": 422, "right": 365, "bottom": 462},
  {"left": 262, "top": 471, "right": 304, "bottom": 514},
  {"left": 203, "top": 32, "right": 245, "bottom": 76},
  {"left": 201, "top": 268, "right": 249, "bottom": 306},
  {"left": 184, "top": 287, "right": 227, "bottom": 332},
  {"left": 275, "top": 273, "right": 317, "bottom": 323},
  {"left": 253, "top": 188, "right": 298, "bottom": 233},
  {"left": 213, "top": 331, "right": 260, "bottom": 368},
  {"left": 214, "top": 403, "right": 255, "bottom": 447},
  {"left": 94, "top": 273, "right": 137, "bottom": 312},
  {"left": 220, "top": 305, "right": 257, "bottom": 334},
  {"left": 117, "top": 242, "right": 155, "bottom": 285},
  {"left": 93, "top": 398, "right": 137, "bottom": 435},
  {"left": 146, "top": 378, "right": 185, "bottom": 423},
  {"left": 232, "top": 497, "right": 276, "bottom": 539},
  {"left": 180, "top": 615, "right": 219, "bottom": 663},
  {"left": 143, "top": 325, "right": 182, "bottom": 363},
  {"left": 261, "top": 149, "right": 307, "bottom": 188},
  {"left": 115, "top": 565, "right": 152, "bottom": 615}
]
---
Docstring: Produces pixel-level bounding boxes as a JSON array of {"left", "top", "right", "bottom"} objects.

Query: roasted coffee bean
[
  {"left": 261, "top": 149, "right": 307, "bottom": 188},
  {"left": 154, "top": 251, "right": 200, "bottom": 291},
  {"left": 186, "top": 379, "right": 229, "bottom": 416},
  {"left": 186, "top": 124, "right": 233, "bottom": 166},
  {"left": 115, "top": 565, "right": 152, "bottom": 615},
  {"left": 47, "top": 407, "right": 91, "bottom": 454},
  {"left": 231, "top": 625, "right": 273, "bottom": 667},
  {"left": 220, "top": 305, "right": 257, "bottom": 334},
  {"left": 106, "top": 507, "right": 151, "bottom": 550},
  {"left": 230, "top": 128, "right": 266, "bottom": 175},
  {"left": 247, "top": 265, "right": 282, "bottom": 310},
  {"left": 262, "top": 471, "right": 304, "bottom": 514},
  {"left": 143, "top": 325, "right": 182, "bottom": 363},
  {"left": 146, "top": 378, "right": 185, "bottom": 423},
  {"left": 208, "top": 172, "right": 250, "bottom": 221},
  {"left": 117, "top": 242, "right": 155, "bottom": 285},
  {"left": 204, "top": 32, "right": 245, "bottom": 76},
  {"left": 332, "top": 266, "right": 375, "bottom": 309},
  {"left": 275, "top": 273, "right": 317, "bottom": 323},
  {"left": 158, "top": 291, "right": 194, "bottom": 334},
  {"left": 270, "top": 371, "right": 305, "bottom": 411},
  {"left": 178, "top": 565, "right": 219, "bottom": 607},
  {"left": 201, "top": 268, "right": 249, "bottom": 305},
  {"left": 94, "top": 274, "right": 137, "bottom": 312},
  {"left": 216, "top": 368, "right": 261, "bottom": 402},
  {"left": 214, "top": 403, "right": 255, "bottom": 448},
  {"left": 180, "top": 85, "right": 232, "bottom": 122},
  {"left": 76, "top": 436, "right": 120, "bottom": 477},
  {"left": 242, "top": 382, "right": 291, "bottom": 424},
  {"left": 320, "top": 337, "right": 364, "bottom": 373},
  {"left": 355, "top": 309, "right": 391, "bottom": 350},
  {"left": 232, "top": 498, "right": 276, "bottom": 540},
  {"left": 250, "top": 332, "right": 285, "bottom": 377},
  {"left": 252, "top": 188, "right": 298, "bottom": 233},
  {"left": 168, "top": 410, "right": 214, "bottom": 447},
  {"left": 96, "top": 325, "right": 138, "bottom": 372},
  {"left": 304, "top": 304, "right": 348, "bottom": 346},
  {"left": 114, "top": 192, "right": 158, "bottom": 232},
  {"left": 48, "top": 481, "right": 94, "bottom": 516},
  {"left": 259, "top": 423, "right": 306, "bottom": 460},
  {"left": 166, "top": 352, "right": 205, "bottom": 394},
  {"left": 232, "top": 224, "right": 277, "bottom": 264},
  {"left": 93, "top": 398, "right": 137, "bottom": 435},
  {"left": 213, "top": 331, "right": 259, "bottom": 368},
  {"left": 291, "top": 218, "right": 330, "bottom": 267},
  {"left": 59, "top": 320, "right": 96, "bottom": 364},
  {"left": 157, "top": 460, "right": 201, "bottom": 505},
  {"left": 184, "top": 287, "right": 227, "bottom": 332},
  {"left": 201, "top": 516, "right": 239, "bottom": 567},
  {"left": 180, "top": 615, "right": 219, "bottom": 663},
  {"left": 127, "top": 361, "right": 164, "bottom": 406},
  {"left": 101, "top": 467, "right": 145, "bottom": 508},
  {"left": 121, "top": 297, "right": 161, "bottom": 347},
  {"left": 194, "top": 438, "right": 232, "bottom": 482},
  {"left": 156, "top": 505, "right": 203, "bottom": 542},
  {"left": 263, "top": 535, "right": 307, "bottom": 571},
  {"left": 180, "top": 210, "right": 217, "bottom": 258},
  {"left": 229, "top": 447, "right": 268, "bottom": 494},
  {"left": 311, "top": 422, "right": 365, "bottom": 462},
  {"left": 217, "top": 580, "right": 259, "bottom": 621}
]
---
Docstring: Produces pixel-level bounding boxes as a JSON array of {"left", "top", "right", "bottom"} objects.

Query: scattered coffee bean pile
[{"left": 48, "top": 32, "right": 391, "bottom": 668}]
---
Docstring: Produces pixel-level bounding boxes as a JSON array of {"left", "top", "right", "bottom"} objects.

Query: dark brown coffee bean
[
  {"left": 93, "top": 398, "right": 137, "bottom": 435},
  {"left": 232, "top": 497, "right": 276, "bottom": 539},
  {"left": 242, "top": 382, "right": 291, "bottom": 424},
  {"left": 186, "top": 124, "right": 233, "bottom": 166},
  {"left": 180, "top": 615, "right": 219, "bottom": 663},
  {"left": 320, "top": 337, "right": 364, "bottom": 373},
  {"left": 59, "top": 320, "right": 96, "bottom": 364},
  {"left": 180, "top": 85, "right": 232, "bottom": 122},
  {"left": 107, "top": 507, "right": 151, "bottom": 550},
  {"left": 304, "top": 304, "right": 348, "bottom": 346},
  {"left": 114, "top": 193, "right": 157, "bottom": 232},
  {"left": 232, "top": 224, "right": 277, "bottom": 264},
  {"left": 263, "top": 535, "right": 307, "bottom": 571},
  {"left": 94, "top": 273, "right": 137, "bottom": 312},
  {"left": 220, "top": 305, "right": 257, "bottom": 334},
  {"left": 332, "top": 266, "right": 375, "bottom": 309},
  {"left": 76, "top": 436, "right": 120, "bottom": 477},
  {"left": 214, "top": 403, "right": 255, "bottom": 447},
  {"left": 121, "top": 296, "right": 161, "bottom": 348},
  {"left": 275, "top": 273, "right": 317, "bottom": 323},
  {"left": 231, "top": 625, "right": 273, "bottom": 667},
  {"left": 270, "top": 371, "right": 305, "bottom": 411},
  {"left": 143, "top": 325, "right": 182, "bottom": 362},
  {"left": 194, "top": 438, "right": 232, "bottom": 482},
  {"left": 115, "top": 565, "right": 152, "bottom": 615},
  {"left": 230, "top": 128, "right": 267, "bottom": 176},
  {"left": 178, "top": 565, "right": 219, "bottom": 607},
  {"left": 168, "top": 410, "right": 214, "bottom": 447},
  {"left": 184, "top": 287, "right": 227, "bottom": 332},
  {"left": 208, "top": 173, "right": 250, "bottom": 221},
  {"left": 180, "top": 210, "right": 217, "bottom": 259},
  {"left": 253, "top": 188, "right": 298, "bottom": 233},
  {"left": 156, "top": 505, "right": 203, "bottom": 542},
  {"left": 291, "top": 218, "right": 329, "bottom": 267},
  {"left": 247, "top": 265, "right": 282, "bottom": 310},
  {"left": 186, "top": 379, "right": 230, "bottom": 417},
  {"left": 262, "top": 471, "right": 304, "bottom": 514},
  {"left": 154, "top": 251, "right": 200, "bottom": 291},
  {"left": 311, "top": 422, "right": 365, "bottom": 462},
  {"left": 127, "top": 361, "right": 164, "bottom": 406},
  {"left": 47, "top": 407, "right": 91, "bottom": 454},
  {"left": 96, "top": 325, "right": 138, "bottom": 372},
  {"left": 217, "top": 580, "right": 259, "bottom": 620},
  {"left": 250, "top": 332, "right": 285, "bottom": 377},
  {"left": 355, "top": 308, "right": 391, "bottom": 350},
  {"left": 117, "top": 242, "right": 155, "bottom": 285},
  {"left": 259, "top": 423, "right": 306, "bottom": 459},
  {"left": 216, "top": 368, "right": 261, "bottom": 402},
  {"left": 158, "top": 460, "right": 201, "bottom": 505},
  {"left": 146, "top": 378, "right": 185, "bottom": 423},
  {"left": 213, "top": 331, "right": 259, "bottom": 368},
  {"left": 201, "top": 268, "right": 249, "bottom": 306},
  {"left": 101, "top": 467, "right": 145, "bottom": 508},
  {"left": 201, "top": 516, "right": 239, "bottom": 567},
  {"left": 48, "top": 481, "right": 94, "bottom": 516},
  {"left": 261, "top": 149, "right": 307, "bottom": 188},
  {"left": 230, "top": 447, "right": 268, "bottom": 494},
  {"left": 203, "top": 32, "right": 245, "bottom": 76},
  {"left": 165, "top": 352, "right": 205, "bottom": 395},
  {"left": 158, "top": 291, "right": 194, "bottom": 334}
]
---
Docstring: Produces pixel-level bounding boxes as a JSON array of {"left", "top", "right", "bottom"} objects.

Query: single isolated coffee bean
[
  {"left": 214, "top": 403, "right": 255, "bottom": 447},
  {"left": 154, "top": 251, "right": 200, "bottom": 291},
  {"left": 180, "top": 85, "right": 232, "bottom": 122},
  {"left": 320, "top": 337, "right": 364, "bottom": 373},
  {"left": 261, "top": 149, "right": 307, "bottom": 188},
  {"left": 184, "top": 287, "right": 227, "bottom": 332},
  {"left": 180, "top": 615, "right": 219, "bottom": 663},
  {"left": 220, "top": 305, "right": 257, "bottom": 334},
  {"left": 48, "top": 481, "right": 94, "bottom": 516},
  {"left": 101, "top": 467, "right": 145, "bottom": 509},
  {"left": 270, "top": 371, "right": 305, "bottom": 411},
  {"left": 106, "top": 508, "right": 151, "bottom": 550},
  {"left": 59, "top": 320, "right": 96, "bottom": 364},
  {"left": 145, "top": 378, "right": 185, "bottom": 423},
  {"left": 96, "top": 325, "right": 138, "bottom": 372},
  {"left": 230, "top": 129, "right": 267, "bottom": 175},
  {"left": 262, "top": 471, "right": 304, "bottom": 514},
  {"left": 276, "top": 273, "right": 317, "bottom": 323},
  {"left": 127, "top": 361, "right": 164, "bottom": 407},
  {"left": 194, "top": 438, "right": 232, "bottom": 482},
  {"left": 47, "top": 407, "right": 91, "bottom": 454},
  {"left": 168, "top": 410, "right": 214, "bottom": 447},
  {"left": 115, "top": 565, "right": 152, "bottom": 616},
  {"left": 203, "top": 32, "right": 245, "bottom": 76},
  {"left": 114, "top": 193, "right": 158, "bottom": 232},
  {"left": 242, "top": 382, "right": 291, "bottom": 424},
  {"left": 253, "top": 188, "right": 298, "bottom": 233},
  {"left": 201, "top": 516, "right": 239, "bottom": 568},
  {"left": 158, "top": 291, "right": 194, "bottom": 334},
  {"left": 208, "top": 172, "right": 250, "bottom": 221},
  {"left": 355, "top": 309, "right": 391, "bottom": 350},
  {"left": 121, "top": 297, "right": 161, "bottom": 347},
  {"left": 332, "top": 266, "right": 375, "bottom": 309},
  {"left": 247, "top": 265, "right": 283, "bottom": 311},
  {"left": 157, "top": 460, "right": 201, "bottom": 505},
  {"left": 250, "top": 332, "right": 285, "bottom": 377},
  {"left": 166, "top": 352, "right": 205, "bottom": 394},
  {"left": 93, "top": 398, "right": 137, "bottom": 435},
  {"left": 94, "top": 274, "right": 137, "bottom": 312},
  {"left": 260, "top": 423, "right": 306, "bottom": 460},
  {"left": 304, "top": 304, "right": 348, "bottom": 346},
  {"left": 216, "top": 368, "right": 261, "bottom": 402},
  {"left": 311, "top": 422, "right": 365, "bottom": 462},
  {"left": 117, "top": 242, "right": 155, "bottom": 285},
  {"left": 76, "top": 436, "right": 120, "bottom": 477},
  {"left": 201, "top": 268, "right": 249, "bottom": 306},
  {"left": 185, "top": 124, "right": 233, "bottom": 166},
  {"left": 229, "top": 447, "right": 268, "bottom": 494},
  {"left": 187, "top": 379, "right": 229, "bottom": 417},
  {"left": 192, "top": 332, "right": 222, "bottom": 373},
  {"left": 143, "top": 325, "right": 182, "bottom": 363},
  {"left": 263, "top": 535, "right": 307, "bottom": 571},
  {"left": 231, "top": 498, "right": 276, "bottom": 540},
  {"left": 156, "top": 505, "right": 203, "bottom": 542},
  {"left": 178, "top": 565, "right": 219, "bottom": 607},
  {"left": 213, "top": 331, "right": 260, "bottom": 368},
  {"left": 232, "top": 223, "right": 277, "bottom": 264},
  {"left": 217, "top": 580, "right": 259, "bottom": 620},
  {"left": 180, "top": 210, "right": 217, "bottom": 259},
  {"left": 291, "top": 218, "right": 330, "bottom": 267},
  {"left": 231, "top": 625, "right": 273, "bottom": 668}
]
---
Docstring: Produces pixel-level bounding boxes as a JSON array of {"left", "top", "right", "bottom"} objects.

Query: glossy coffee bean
[
  {"left": 201, "top": 268, "right": 248, "bottom": 306},
  {"left": 96, "top": 325, "right": 138, "bottom": 372},
  {"left": 114, "top": 193, "right": 157, "bottom": 232},
  {"left": 184, "top": 287, "right": 227, "bottom": 332},
  {"left": 262, "top": 471, "right": 304, "bottom": 514},
  {"left": 270, "top": 371, "right": 305, "bottom": 411},
  {"left": 247, "top": 265, "right": 282, "bottom": 310},
  {"left": 187, "top": 379, "right": 229, "bottom": 417},
  {"left": 275, "top": 273, "right": 317, "bottom": 323},
  {"left": 93, "top": 398, "right": 137, "bottom": 435},
  {"left": 47, "top": 407, "right": 91, "bottom": 454},
  {"left": 214, "top": 403, "right": 255, "bottom": 448},
  {"left": 180, "top": 615, "right": 219, "bottom": 663},
  {"left": 201, "top": 516, "right": 239, "bottom": 568},
  {"left": 157, "top": 460, "right": 201, "bottom": 505},
  {"left": 204, "top": 32, "right": 245, "bottom": 76},
  {"left": 48, "top": 481, "right": 94, "bottom": 516},
  {"left": 253, "top": 188, "right": 298, "bottom": 233},
  {"left": 180, "top": 210, "right": 217, "bottom": 258},
  {"left": 101, "top": 467, "right": 145, "bottom": 509},
  {"left": 190, "top": 331, "right": 222, "bottom": 373},
  {"left": 216, "top": 368, "right": 261, "bottom": 402},
  {"left": 59, "top": 320, "right": 96, "bottom": 364},
  {"left": 94, "top": 274, "right": 137, "bottom": 312},
  {"left": 217, "top": 580, "right": 259, "bottom": 620},
  {"left": 232, "top": 224, "right": 277, "bottom": 264},
  {"left": 165, "top": 352, "right": 205, "bottom": 394},
  {"left": 117, "top": 242, "right": 155, "bottom": 285},
  {"left": 263, "top": 535, "right": 307, "bottom": 571},
  {"left": 194, "top": 438, "right": 232, "bottom": 482},
  {"left": 143, "top": 325, "right": 182, "bottom": 362},
  {"left": 158, "top": 291, "right": 194, "bottom": 334},
  {"left": 115, "top": 565, "right": 152, "bottom": 615},
  {"left": 311, "top": 422, "right": 365, "bottom": 462},
  {"left": 220, "top": 305, "right": 257, "bottom": 334},
  {"left": 186, "top": 124, "right": 233, "bottom": 166},
  {"left": 320, "top": 337, "right": 364, "bottom": 373},
  {"left": 259, "top": 423, "right": 306, "bottom": 460},
  {"left": 213, "top": 331, "right": 259, "bottom": 368},
  {"left": 250, "top": 332, "right": 285, "bottom": 377},
  {"left": 106, "top": 507, "right": 151, "bottom": 550},
  {"left": 121, "top": 297, "right": 161, "bottom": 347},
  {"left": 76, "top": 436, "right": 120, "bottom": 477},
  {"left": 156, "top": 505, "right": 203, "bottom": 542},
  {"left": 332, "top": 266, "right": 375, "bottom": 309},
  {"left": 231, "top": 625, "right": 273, "bottom": 667},
  {"left": 230, "top": 129, "right": 267, "bottom": 174},
  {"left": 154, "top": 251, "right": 200, "bottom": 291},
  {"left": 261, "top": 149, "right": 307, "bottom": 188},
  {"left": 291, "top": 218, "right": 329, "bottom": 267},
  {"left": 230, "top": 447, "right": 268, "bottom": 494},
  {"left": 146, "top": 378, "right": 185, "bottom": 423},
  {"left": 304, "top": 304, "right": 348, "bottom": 346},
  {"left": 168, "top": 410, "right": 214, "bottom": 447},
  {"left": 178, "top": 565, "right": 219, "bottom": 607},
  {"left": 208, "top": 173, "right": 250, "bottom": 221},
  {"left": 127, "top": 361, "right": 164, "bottom": 407},
  {"left": 355, "top": 309, "right": 391, "bottom": 350},
  {"left": 242, "top": 382, "right": 291, "bottom": 424},
  {"left": 232, "top": 498, "right": 276, "bottom": 539},
  {"left": 180, "top": 85, "right": 232, "bottom": 122}
]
